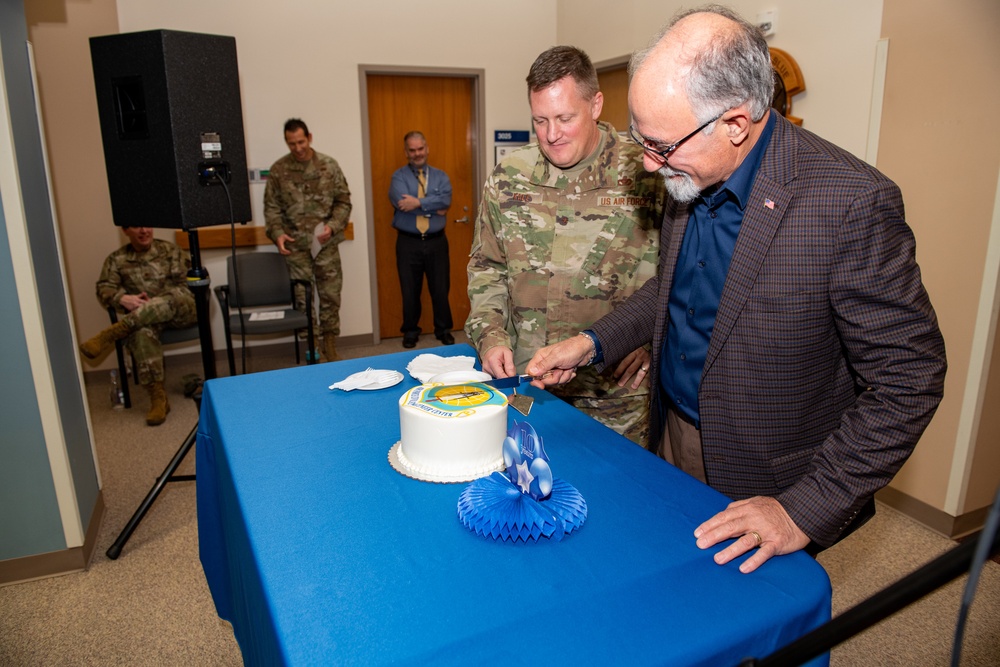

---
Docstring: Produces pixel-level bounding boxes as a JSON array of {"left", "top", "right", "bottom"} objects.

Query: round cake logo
[
  {"left": 432, "top": 384, "right": 494, "bottom": 407},
  {"left": 407, "top": 382, "right": 507, "bottom": 417}
]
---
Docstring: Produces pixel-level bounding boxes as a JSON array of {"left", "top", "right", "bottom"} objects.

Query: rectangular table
[{"left": 197, "top": 345, "right": 831, "bottom": 666}]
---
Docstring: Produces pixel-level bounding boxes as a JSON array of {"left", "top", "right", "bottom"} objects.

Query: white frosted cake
[{"left": 389, "top": 382, "right": 508, "bottom": 483}]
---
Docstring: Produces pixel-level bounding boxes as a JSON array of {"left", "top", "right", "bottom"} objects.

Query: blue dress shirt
[
  {"left": 660, "top": 113, "right": 776, "bottom": 425},
  {"left": 388, "top": 164, "right": 453, "bottom": 235}
]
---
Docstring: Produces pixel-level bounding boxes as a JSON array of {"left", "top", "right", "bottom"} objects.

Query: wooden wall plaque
[{"left": 770, "top": 47, "right": 805, "bottom": 126}]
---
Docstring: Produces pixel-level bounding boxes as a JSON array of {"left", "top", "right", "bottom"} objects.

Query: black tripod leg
[{"left": 105, "top": 422, "right": 198, "bottom": 560}]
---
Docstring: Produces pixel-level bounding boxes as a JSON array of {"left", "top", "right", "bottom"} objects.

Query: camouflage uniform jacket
[
  {"left": 96, "top": 238, "right": 192, "bottom": 310},
  {"left": 263, "top": 151, "right": 352, "bottom": 251},
  {"left": 466, "top": 122, "right": 664, "bottom": 400}
]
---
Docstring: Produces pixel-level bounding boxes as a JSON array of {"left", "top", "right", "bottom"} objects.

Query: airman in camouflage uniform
[
  {"left": 80, "top": 227, "right": 196, "bottom": 425},
  {"left": 466, "top": 47, "right": 665, "bottom": 445},
  {"left": 264, "top": 118, "right": 352, "bottom": 362}
]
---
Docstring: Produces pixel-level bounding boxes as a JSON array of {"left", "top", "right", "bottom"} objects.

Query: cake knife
[{"left": 482, "top": 373, "right": 549, "bottom": 389}]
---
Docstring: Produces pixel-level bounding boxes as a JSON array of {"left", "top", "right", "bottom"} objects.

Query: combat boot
[
  {"left": 79, "top": 320, "right": 132, "bottom": 360},
  {"left": 145, "top": 381, "right": 170, "bottom": 426},
  {"left": 322, "top": 335, "right": 342, "bottom": 363}
]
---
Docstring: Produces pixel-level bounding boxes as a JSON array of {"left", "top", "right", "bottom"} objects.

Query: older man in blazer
[
  {"left": 527, "top": 6, "right": 946, "bottom": 573},
  {"left": 389, "top": 131, "right": 455, "bottom": 348}
]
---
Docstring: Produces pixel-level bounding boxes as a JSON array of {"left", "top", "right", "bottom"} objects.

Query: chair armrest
[
  {"left": 105, "top": 307, "right": 132, "bottom": 407},
  {"left": 289, "top": 279, "right": 314, "bottom": 335},
  {"left": 289, "top": 279, "right": 314, "bottom": 307},
  {"left": 288, "top": 278, "right": 312, "bottom": 304},
  {"left": 214, "top": 285, "right": 231, "bottom": 317}
]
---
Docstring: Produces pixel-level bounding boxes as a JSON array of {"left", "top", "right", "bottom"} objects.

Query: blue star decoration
[
  {"left": 457, "top": 419, "right": 587, "bottom": 543},
  {"left": 515, "top": 461, "right": 534, "bottom": 494},
  {"left": 503, "top": 420, "right": 552, "bottom": 501}
]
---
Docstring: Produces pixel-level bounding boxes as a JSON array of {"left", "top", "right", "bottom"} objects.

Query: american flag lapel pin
[{"left": 764, "top": 198, "right": 775, "bottom": 210}]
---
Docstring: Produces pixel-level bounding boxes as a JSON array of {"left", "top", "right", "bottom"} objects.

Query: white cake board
[{"left": 388, "top": 441, "right": 503, "bottom": 484}]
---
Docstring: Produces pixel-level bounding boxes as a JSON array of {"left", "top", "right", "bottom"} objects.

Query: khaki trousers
[{"left": 657, "top": 405, "right": 707, "bottom": 483}]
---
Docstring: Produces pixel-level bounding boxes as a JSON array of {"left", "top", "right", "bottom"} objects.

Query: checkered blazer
[{"left": 591, "top": 114, "right": 946, "bottom": 547}]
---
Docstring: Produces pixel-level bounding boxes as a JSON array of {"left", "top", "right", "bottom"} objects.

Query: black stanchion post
[{"left": 739, "top": 528, "right": 1000, "bottom": 667}]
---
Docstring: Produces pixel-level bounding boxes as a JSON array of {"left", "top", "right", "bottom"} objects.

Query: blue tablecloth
[{"left": 197, "top": 345, "right": 830, "bottom": 666}]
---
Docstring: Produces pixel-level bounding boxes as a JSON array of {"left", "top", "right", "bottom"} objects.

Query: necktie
[{"left": 415, "top": 169, "right": 429, "bottom": 234}]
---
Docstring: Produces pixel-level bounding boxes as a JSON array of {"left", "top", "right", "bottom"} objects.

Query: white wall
[
  {"left": 75, "top": 0, "right": 885, "bottom": 358},
  {"left": 557, "top": 0, "right": 884, "bottom": 159},
  {"left": 111, "top": 0, "right": 557, "bottom": 352}
]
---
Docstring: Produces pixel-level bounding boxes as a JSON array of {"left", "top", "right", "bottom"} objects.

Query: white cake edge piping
[{"left": 388, "top": 442, "right": 504, "bottom": 484}]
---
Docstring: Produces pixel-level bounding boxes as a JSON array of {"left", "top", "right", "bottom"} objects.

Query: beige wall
[
  {"left": 558, "top": 0, "right": 885, "bottom": 159},
  {"left": 562, "top": 0, "right": 1000, "bottom": 528},
  {"left": 29, "top": 0, "right": 557, "bottom": 361},
  {"left": 26, "top": 0, "right": 122, "bottom": 372},
  {"left": 878, "top": 0, "right": 1000, "bottom": 519},
  {"left": 971, "top": 316, "right": 1000, "bottom": 510},
  {"left": 27, "top": 0, "right": 1000, "bottom": 529},
  {"left": 115, "top": 0, "right": 557, "bottom": 351}
]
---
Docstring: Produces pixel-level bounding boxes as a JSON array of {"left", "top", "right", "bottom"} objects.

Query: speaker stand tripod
[{"left": 106, "top": 230, "right": 216, "bottom": 560}]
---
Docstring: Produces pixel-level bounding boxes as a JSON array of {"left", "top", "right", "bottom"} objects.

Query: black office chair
[
  {"left": 108, "top": 307, "right": 200, "bottom": 409},
  {"left": 214, "top": 252, "right": 317, "bottom": 376}
]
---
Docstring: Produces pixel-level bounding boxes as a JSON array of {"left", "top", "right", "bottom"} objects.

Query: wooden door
[
  {"left": 597, "top": 64, "right": 630, "bottom": 132},
  {"left": 367, "top": 75, "right": 476, "bottom": 340}
]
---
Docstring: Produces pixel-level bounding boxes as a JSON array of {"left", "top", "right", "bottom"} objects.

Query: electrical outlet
[{"left": 757, "top": 10, "right": 777, "bottom": 37}]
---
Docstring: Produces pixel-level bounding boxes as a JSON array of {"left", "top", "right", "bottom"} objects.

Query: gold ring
[
  {"left": 640, "top": 366, "right": 649, "bottom": 372},
  {"left": 750, "top": 530, "right": 762, "bottom": 547}
]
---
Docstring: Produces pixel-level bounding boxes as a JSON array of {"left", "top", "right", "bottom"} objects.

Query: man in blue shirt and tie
[{"left": 389, "top": 131, "right": 455, "bottom": 348}]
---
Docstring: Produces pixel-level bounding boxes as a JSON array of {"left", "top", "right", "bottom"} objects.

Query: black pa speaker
[{"left": 90, "top": 29, "right": 252, "bottom": 230}]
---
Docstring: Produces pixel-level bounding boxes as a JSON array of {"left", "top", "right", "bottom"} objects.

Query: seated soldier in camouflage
[
  {"left": 79, "top": 226, "right": 197, "bottom": 426},
  {"left": 466, "top": 46, "right": 665, "bottom": 445}
]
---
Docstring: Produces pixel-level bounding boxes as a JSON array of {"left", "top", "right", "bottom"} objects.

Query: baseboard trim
[
  {"left": 83, "top": 334, "right": 377, "bottom": 383},
  {"left": 0, "top": 490, "right": 105, "bottom": 587},
  {"left": 165, "top": 334, "right": 376, "bottom": 369},
  {"left": 877, "top": 486, "right": 990, "bottom": 539}
]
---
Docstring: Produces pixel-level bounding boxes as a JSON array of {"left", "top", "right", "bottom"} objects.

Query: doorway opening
[{"left": 359, "top": 66, "right": 486, "bottom": 343}]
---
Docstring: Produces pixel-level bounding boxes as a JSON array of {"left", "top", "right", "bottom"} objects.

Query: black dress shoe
[
  {"left": 437, "top": 333, "right": 455, "bottom": 345},
  {"left": 402, "top": 337, "right": 418, "bottom": 349}
]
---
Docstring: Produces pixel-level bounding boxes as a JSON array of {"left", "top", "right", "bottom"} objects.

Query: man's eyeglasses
[{"left": 628, "top": 113, "right": 723, "bottom": 162}]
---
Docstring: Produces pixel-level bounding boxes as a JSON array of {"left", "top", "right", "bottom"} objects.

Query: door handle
[{"left": 452, "top": 206, "right": 470, "bottom": 225}]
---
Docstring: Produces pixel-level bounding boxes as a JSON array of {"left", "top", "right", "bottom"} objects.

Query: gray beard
[{"left": 658, "top": 166, "right": 702, "bottom": 203}]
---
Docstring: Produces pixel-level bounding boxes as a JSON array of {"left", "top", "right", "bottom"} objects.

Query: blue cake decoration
[{"left": 457, "top": 420, "right": 587, "bottom": 543}]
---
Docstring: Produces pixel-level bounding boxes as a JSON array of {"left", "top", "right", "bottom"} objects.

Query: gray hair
[{"left": 629, "top": 4, "right": 774, "bottom": 122}]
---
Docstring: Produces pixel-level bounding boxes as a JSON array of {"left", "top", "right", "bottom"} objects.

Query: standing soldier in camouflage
[
  {"left": 79, "top": 226, "right": 197, "bottom": 426},
  {"left": 264, "top": 118, "right": 352, "bottom": 362},
  {"left": 466, "top": 46, "right": 665, "bottom": 445}
]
